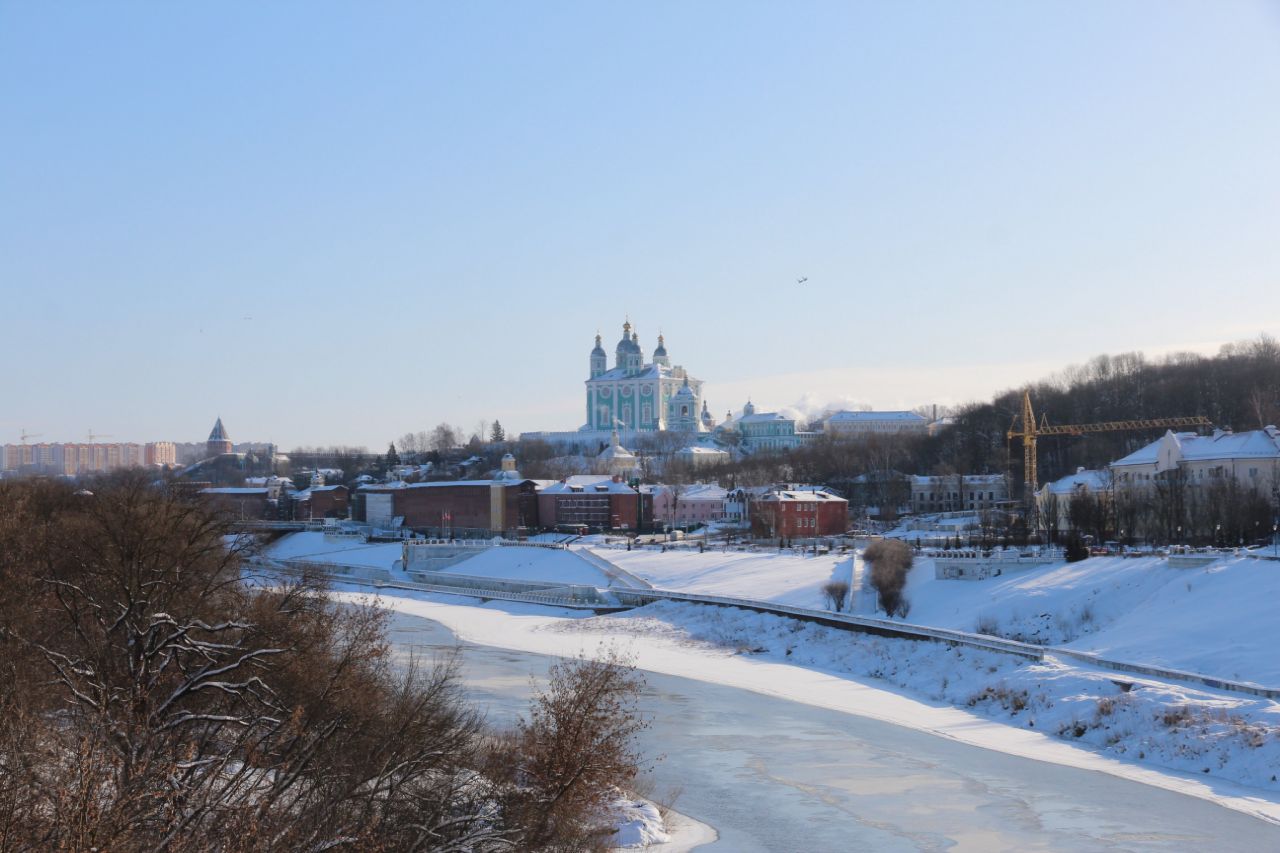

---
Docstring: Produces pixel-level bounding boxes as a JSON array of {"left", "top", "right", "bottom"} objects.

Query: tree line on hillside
[
  {"left": 638, "top": 335, "right": 1280, "bottom": 503},
  {"left": 0, "top": 474, "right": 650, "bottom": 851}
]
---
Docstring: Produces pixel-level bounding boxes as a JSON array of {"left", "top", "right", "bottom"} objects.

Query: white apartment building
[{"left": 1110, "top": 427, "right": 1280, "bottom": 492}]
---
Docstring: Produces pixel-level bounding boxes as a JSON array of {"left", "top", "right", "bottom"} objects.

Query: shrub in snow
[
  {"left": 821, "top": 580, "right": 850, "bottom": 612},
  {"left": 864, "top": 539, "right": 914, "bottom": 617}
]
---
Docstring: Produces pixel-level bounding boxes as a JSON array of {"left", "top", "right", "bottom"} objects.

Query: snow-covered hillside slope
[
  {"left": 263, "top": 533, "right": 612, "bottom": 586},
  {"left": 597, "top": 545, "right": 853, "bottom": 609},
  {"left": 890, "top": 554, "right": 1280, "bottom": 686}
]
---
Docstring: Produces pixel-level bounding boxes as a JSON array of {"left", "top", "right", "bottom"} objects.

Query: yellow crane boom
[{"left": 1007, "top": 390, "right": 1213, "bottom": 493}]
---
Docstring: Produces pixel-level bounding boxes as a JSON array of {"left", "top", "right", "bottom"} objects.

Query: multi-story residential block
[
  {"left": 2, "top": 439, "right": 179, "bottom": 474},
  {"left": 147, "top": 442, "right": 177, "bottom": 467}
]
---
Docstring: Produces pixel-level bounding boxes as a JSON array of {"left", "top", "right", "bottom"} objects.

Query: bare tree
[
  {"left": 0, "top": 474, "right": 651, "bottom": 851},
  {"left": 500, "top": 648, "right": 648, "bottom": 851},
  {"left": 430, "top": 422, "right": 461, "bottom": 453}
]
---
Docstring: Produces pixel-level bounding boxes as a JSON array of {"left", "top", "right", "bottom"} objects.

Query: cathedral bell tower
[{"left": 589, "top": 333, "right": 606, "bottom": 378}]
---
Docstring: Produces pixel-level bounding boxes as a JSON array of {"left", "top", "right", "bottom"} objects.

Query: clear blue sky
[{"left": 3, "top": 1, "right": 1278, "bottom": 448}]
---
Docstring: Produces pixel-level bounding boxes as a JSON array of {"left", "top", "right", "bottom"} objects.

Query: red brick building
[
  {"left": 538, "top": 475, "right": 646, "bottom": 532},
  {"left": 386, "top": 480, "right": 541, "bottom": 535},
  {"left": 750, "top": 489, "right": 848, "bottom": 538},
  {"left": 292, "top": 484, "right": 350, "bottom": 520}
]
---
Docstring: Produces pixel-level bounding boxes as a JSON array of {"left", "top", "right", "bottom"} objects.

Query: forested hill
[{"left": 920, "top": 335, "right": 1280, "bottom": 488}]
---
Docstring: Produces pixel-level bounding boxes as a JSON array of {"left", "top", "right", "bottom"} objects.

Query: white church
[{"left": 521, "top": 319, "right": 715, "bottom": 448}]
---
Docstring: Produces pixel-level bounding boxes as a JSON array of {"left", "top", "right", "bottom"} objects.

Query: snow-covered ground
[
  {"left": 263, "top": 532, "right": 405, "bottom": 568},
  {"left": 888, "top": 553, "right": 1280, "bottom": 687},
  {"left": 265, "top": 532, "right": 1280, "bottom": 822},
  {"left": 433, "top": 547, "right": 611, "bottom": 585},
  {"left": 595, "top": 545, "right": 853, "bottom": 609},
  {"left": 329, "top": 587, "right": 1280, "bottom": 826},
  {"left": 263, "top": 533, "right": 612, "bottom": 586}
]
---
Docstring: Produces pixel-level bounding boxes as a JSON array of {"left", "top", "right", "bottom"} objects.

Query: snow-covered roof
[
  {"left": 826, "top": 410, "right": 926, "bottom": 423},
  {"left": 680, "top": 484, "right": 728, "bottom": 501},
  {"left": 588, "top": 365, "right": 662, "bottom": 382},
  {"left": 359, "top": 480, "right": 408, "bottom": 491},
  {"left": 1043, "top": 468, "right": 1112, "bottom": 495},
  {"left": 1111, "top": 428, "right": 1280, "bottom": 467},
  {"left": 757, "top": 489, "right": 847, "bottom": 503},
  {"left": 541, "top": 474, "right": 636, "bottom": 495},
  {"left": 677, "top": 446, "right": 728, "bottom": 455},
  {"left": 405, "top": 479, "right": 531, "bottom": 489},
  {"left": 738, "top": 412, "right": 792, "bottom": 424},
  {"left": 244, "top": 476, "right": 293, "bottom": 486},
  {"left": 201, "top": 487, "right": 267, "bottom": 495},
  {"left": 598, "top": 443, "right": 635, "bottom": 460}
]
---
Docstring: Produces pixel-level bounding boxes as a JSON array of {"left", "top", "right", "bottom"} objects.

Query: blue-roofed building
[{"left": 823, "top": 410, "right": 929, "bottom": 436}]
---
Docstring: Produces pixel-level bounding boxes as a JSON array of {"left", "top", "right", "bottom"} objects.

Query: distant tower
[
  {"left": 653, "top": 333, "right": 670, "bottom": 368},
  {"left": 629, "top": 327, "right": 645, "bottom": 373},
  {"left": 207, "top": 417, "right": 233, "bottom": 457},
  {"left": 701, "top": 399, "right": 715, "bottom": 430},
  {"left": 589, "top": 333, "right": 607, "bottom": 378},
  {"left": 743, "top": 399, "right": 756, "bottom": 417}
]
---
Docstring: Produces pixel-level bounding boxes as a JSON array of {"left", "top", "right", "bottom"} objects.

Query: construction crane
[
  {"left": 86, "top": 429, "right": 113, "bottom": 444},
  {"left": 1007, "top": 390, "right": 1213, "bottom": 495},
  {"left": 19, "top": 429, "right": 43, "bottom": 444}
]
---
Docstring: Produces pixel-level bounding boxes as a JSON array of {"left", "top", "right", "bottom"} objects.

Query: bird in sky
[{"left": 796, "top": 276, "right": 808, "bottom": 285}]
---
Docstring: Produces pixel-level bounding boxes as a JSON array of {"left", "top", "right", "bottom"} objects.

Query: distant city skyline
[{"left": 4, "top": 3, "right": 1277, "bottom": 448}]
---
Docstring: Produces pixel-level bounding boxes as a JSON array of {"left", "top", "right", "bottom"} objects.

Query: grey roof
[{"left": 208, "top": 417, "right": 230, "bottom": 442}]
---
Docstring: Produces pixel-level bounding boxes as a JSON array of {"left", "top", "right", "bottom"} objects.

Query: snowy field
[{"left": 594, "top": 545, "right": 854, "bottom": 609}]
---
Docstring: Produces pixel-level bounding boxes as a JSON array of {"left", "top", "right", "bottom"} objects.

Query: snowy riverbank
[{"left": 331, "top": 586, "right": 1280, "bottom": 827}]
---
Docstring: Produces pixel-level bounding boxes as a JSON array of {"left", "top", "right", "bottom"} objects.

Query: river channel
[{"left": 387, "top": 610, "right": 1279, "bottom": 852}]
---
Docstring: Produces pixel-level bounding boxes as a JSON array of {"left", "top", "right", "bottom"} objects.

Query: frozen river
[{"left": 388, "top": 610, "right": 1280, "bottom": 852}]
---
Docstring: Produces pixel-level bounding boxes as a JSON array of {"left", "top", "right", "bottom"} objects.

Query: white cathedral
[
  {"left": 584, "top": 320, "right": 715, "bottom": 435},
  {"left": 518, "top": 320, "right": 717, "bottom": 448}
]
